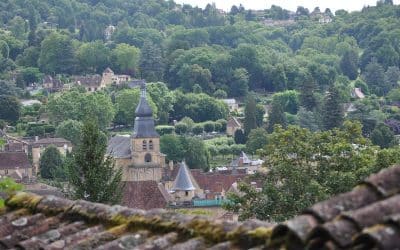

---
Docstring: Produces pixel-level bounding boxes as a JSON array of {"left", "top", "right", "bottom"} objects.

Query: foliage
[
  {"left": 160, "top": 134, "right": 185, "bottom": 162},
  {"left": 0, "top": 177, "right": 23, "bottom": 208},
  {"left": 322, "top": 85, "right": 344, "bottom": 130},
  {"left": 267, "top": 100, "right": 287, "bottom": 133},
  {"left": 0, "top": 95, "right": 21, "bottom": 124},
  {"left": 226, "top": 122, "right": 386, "bottom": 221},
  {"left": 244, "top": 94, "right": 257, "bottom": 135},
  {"left": 155, "top": 125, "right": 174, "bottom": 136},
  {"left": 192, "top": 124, "right": 204, "bottom": 135},
  {"left": 39, "top": 145, "right": 64, "bottom": 179},
  {"left": 234, "top": 129, "right": 246, "bottom": 144},
  {"left": 111, "top": 43, "right": 141, "bottom": 75},
  {"left": 55, "top": 119, "right": 83, "bottom": 146},
  {"left": 371, "top": 123, "right": 396, "bottom": 148},
  {"left": 246, "top": 128, "right": 268, "bottom": 155},
  {"left": 48, "top": 91, "right": 115, "bottom": 129},
  {"left": 64, "top": 120, "right": 123, "bottom": 204}
]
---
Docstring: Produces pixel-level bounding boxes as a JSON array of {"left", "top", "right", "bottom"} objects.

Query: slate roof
[
  {"left": 132, "top": 85, "right": 159, "bottom": 139},
  {"left": 0, "top": 152, "right": 31, "bottom": 170},
  {"left": 172, "top": 162, "right": 196, "bottom": 191},
  {"left": 106, "top": 135, "right": 131, "bottom": 158},
  {"left": 227, "top": 117, "right": 241, "bottom": 128},
  {"left": 2, "top": 166, "right": 400, "bottom": 249}
]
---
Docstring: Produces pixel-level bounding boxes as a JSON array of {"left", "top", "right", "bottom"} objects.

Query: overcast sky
[{"left": 175, "top": 0, "right": 400, "bottom": 12}]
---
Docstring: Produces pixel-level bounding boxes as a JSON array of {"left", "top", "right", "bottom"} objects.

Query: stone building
[
  {"left": 226, "top": 117, "right": 242, "bottom": 136},
  {"left": 107, "top": 83, "right": 166, "bottom": 182},
  {"left": 0, "top": 151, "right": 32, "bottom": 181}
]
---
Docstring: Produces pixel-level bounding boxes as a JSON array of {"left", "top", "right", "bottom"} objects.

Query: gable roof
[
  {"left": 227, "top": 117, "right": 241, "bottom": 127},
  {"left": 123, "top": 181, "right": 171, "bottom": 210},
  {"left": 0, "top": 152, "right": 31, "bottom": 170},
  {"left": 2, "top": 166, "right": 400, "bottom": 249},
  {"left": 172, "top": 162, "right": 195, "bottom": 191}
]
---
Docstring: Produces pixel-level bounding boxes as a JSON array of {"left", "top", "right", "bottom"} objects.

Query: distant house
[
  {"left": 42, "top": 75, "right": 63, "bottom": 93},
  {"left": 223, "top": 99, "right": 239, "bottom": 112},
  {"left": 0, "top": 152, "right": 32, "bottom": 181},
  {"left": 31, "top": 138, "right": 72, "bottom": 172},
  {"left": 351, "top": 88, "right": 365, "bottom": 99},
  {"left": 101, "top": 67, "right": 131, "bottom": 86},
  {"left": 230, "top": 151, "right": 264, "bottom": 174},
  {"left": 226, "top": 117, "right": 242, "bottom": 136},
  {"left": 72, "top": 75, "right": 103, "bottom": 92}
]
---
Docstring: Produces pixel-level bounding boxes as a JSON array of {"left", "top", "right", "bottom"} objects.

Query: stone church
[{"left": 107, "top": 84, "right": 166, "bottom": 182}]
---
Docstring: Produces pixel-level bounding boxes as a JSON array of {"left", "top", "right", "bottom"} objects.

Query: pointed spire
[
  {"left": 135, "top": 81, "right": 152, "bottom": 117},
  {"left": 172, "top": 162, "right": 195, "bottom": 191}
]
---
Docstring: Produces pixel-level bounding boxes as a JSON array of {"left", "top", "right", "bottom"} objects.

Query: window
[
  {"left": 185, "top": 191, "right": 189, "bottom": 196},
  {"left": 5, "top": 169, "right": 8, "bottom": 175},
  {"left": 142, "top": 140, "right": 147, "bottom": 150},
  {"left": 145, "top": 153, "right": 152, "bottom": 163},
  {"left": 149, "top": 140, "right": 153, "bottom": 150}
]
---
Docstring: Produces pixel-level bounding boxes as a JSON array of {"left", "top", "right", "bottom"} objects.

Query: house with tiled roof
[
  {"left": 0, "top": 152, "right": 32, "bottom": 181},
  {"left": 2, "top": 165, "right": 400, "bottom": 249},
  {"left": 42, "top": 75, "right": 63, "bottom": 93}
]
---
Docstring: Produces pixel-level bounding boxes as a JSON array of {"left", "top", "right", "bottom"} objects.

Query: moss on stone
[{"left": 5, "top": 192, "right": 43, "bottom": 210}]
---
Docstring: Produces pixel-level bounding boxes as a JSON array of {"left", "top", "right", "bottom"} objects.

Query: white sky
[{"left": 175, "top": 0, "right": 400, "bottom": 12}]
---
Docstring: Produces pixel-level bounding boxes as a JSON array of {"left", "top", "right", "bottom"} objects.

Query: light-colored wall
[
  {"left": 226, "top": 126, "right": 239, "bottom": 136},
  {"left": 173, "top": 190, "right": 195, "bottom": 201},
  {"left": 0, "top": 167, "right": 32, "bottom": 178}
]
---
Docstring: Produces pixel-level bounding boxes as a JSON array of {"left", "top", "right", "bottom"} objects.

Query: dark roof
[
  {"left": 32, "top": 138, "right": 72, "bottom": 148},
  {"left": 123, "top": 181, "right": 171, "bottom": 210},
  {"left": 4, "top": 143, "right": 24, "bottom": 152},
  {"left": 127, "top": 79, "right": 146, "bottom": 89},
  {"left": 103, "top": 67, "right": 113, "bottom": 74},
  {"left": 106, "top": 136, "right": 131, "bottom": 158},
  {"left": 172, "top": 162, "right": 195, "bottom": 191},
  {"left": 2, "top": 166, "right": 400, "bottom": 249},
  {"left": 73, "top": 75, "right": 102, "bottom": 87},
  {"left": 227, "top": 117, "right": 241, "bottom": 127},
  {"left": 132, "top": 85, "right": 159, "bottom": 138},
  {"left": 0, "top": 152, "right": 31, "bottom": 170}
]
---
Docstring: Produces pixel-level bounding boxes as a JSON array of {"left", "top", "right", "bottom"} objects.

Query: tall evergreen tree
[
  {"left": 65, "top": 120, "right": 123, "bottom": 204},
  {"left": 322, "top": 86, "right": 344, "bottom": 130},
  {"left": 267, "top": 100, "right": 287, "bottom": 133},
  {"left": 299, "top": 72, "right": 317, "bottom": 111},
  {"left": 39, "top": 146, "right": 64, "bottom": 179},
  {"left": 340, "top": 50, "right": 359, "bottom": 80},
  {"left": 244, "top": 94, "right": 257, "bottom": 135},
  {"left": 140, "top": 40, "right": 164, "bottom": 82},
  {"left": 363, "top": 59, "right": 386, "bottom": 96}
]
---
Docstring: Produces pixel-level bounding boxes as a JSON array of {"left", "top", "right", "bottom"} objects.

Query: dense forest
[{"left": 2, "top": 0, "right": 400, "bottom": 220}]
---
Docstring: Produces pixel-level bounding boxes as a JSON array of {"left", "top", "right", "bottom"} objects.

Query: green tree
[
  {"left": 111, "top": 43, "right": 141, "bottom": 75},
  {"left": 147, "top": 82, "right": 174, "bottom": 124},
  {"left": 225, "top": 122, "right": 380, "bottom": 221},
  {"left": 175, "top": 122, "right": 188, "bottom": 135},
  {"left": 55, "top": 120, "right": 83, "bottom": 146},
  {"left": 230, "top": 68, "right": 249, "bottom": 97},
  {"left": 299, "top": 72, "right": 317, "bottom": 111},
  {"left": 267, "top": 100, "right": 287, "bottom": 133},
  {"left": 192, "top": 124, "right": 204, "bottom": 135},
  {"left": 322, "top": 85, "right": 344, "bottom": 130},
  {"left": 363, "top": 59, "right": 387, "bottom": 96},
  {"left": 39, "top": 33, "right": 75, "bottom": 74},
  {"left": 371, "top": 123, "right": 396, "bottom": 149},
  {"left": 246, "top": 128, "right": 268, "bottom": 155},
  {"left": 139, "top": 40, "right": 164, "bottom": 81},
  {"left": 385, "top": 66, "right": 400, "bottom": 89},
  {"left": 234, "top": 129, "right": 246, "bottom": 144},
  {"left": 340, "top": 50, "right": 359, "bottom": 80},
  {"left": 65, "top": 121, "right": 123, "bottom": 204},
  {"left": 160, "top": 134, "right": 185, "bottom": 162},
  {"left": 244, "top": 94, "right": 257, "bottom": 135},
  {"left": 182, "top": 136, "right": 209, "bottom": 171},
  {"left": 272, "top": 90, "right": 299, "bottom": 114},
  {"left": 77, "top": 41, "right": 110, "bottom": 73},
  {"left": 0, "top": 96, "right": 21, "bottom": 124},
  {"left": 40, "top": 146, "right": 64, "bottom": 179}
]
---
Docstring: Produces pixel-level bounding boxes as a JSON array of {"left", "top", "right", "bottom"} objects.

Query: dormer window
[
  {"left": 149, "top": 140, "right": 153, "bottom": 150},
  {"left": 142, "top": 140, "right": 147, "bottom": 150}
]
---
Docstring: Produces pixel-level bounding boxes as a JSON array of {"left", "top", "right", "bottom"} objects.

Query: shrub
[
  {"left": 156, "top": 125, "right": 175, "bottom": 136},
  {"left": 192, "top": 124, "right": 204, "bottom": 135},
  {"left": 203, "top": 121, "right": 215, "bottom": 133},
  {"left": 175, "top": 123, "right": 188, "bottom": 135}
]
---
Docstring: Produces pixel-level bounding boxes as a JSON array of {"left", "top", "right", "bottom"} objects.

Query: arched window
[
  {"left": 149, "top": 140, "right": 153, "bottom": 150},
  {"left": 145, "top": 153, "right": 152, "bottom": 163},
  {"left": 142, "top": 140, "right": 147, "bottom": 150}
]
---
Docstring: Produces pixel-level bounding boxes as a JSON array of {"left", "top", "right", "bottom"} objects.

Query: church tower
[
  {"left": 107, "top": 83, "right": 165, "bottom": 182},
  {"left": 131, "top": 83, "right": 163, "bottom": 166}
]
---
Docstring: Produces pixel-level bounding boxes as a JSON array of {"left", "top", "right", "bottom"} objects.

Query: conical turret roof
[
  {"left": 135, "top": 83, "right": 153, "bottom": 117},
  {"left": 172, "top": 162, "right": 196, "bottom": 191}
]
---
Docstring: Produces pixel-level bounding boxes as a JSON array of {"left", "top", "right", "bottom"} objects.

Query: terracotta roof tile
[
  {"left": 123, "top": 181, "right": 169, "bottom": 210},
  {"left": 2, "top": 166, "right": 400, "bottom": 248},
  {"left": 0, "top": 152, "right": 31, "bottom": 170}
]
